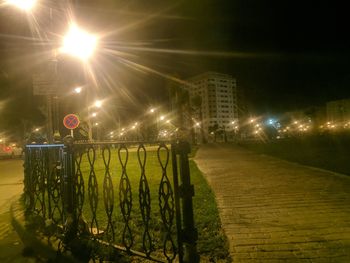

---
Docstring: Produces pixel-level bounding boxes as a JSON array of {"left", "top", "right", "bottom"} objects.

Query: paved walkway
[
  {"left": 194, "top": 144, "right": 350, "bottom": 263},
  {"left": 0, "top": 159, "right": 35, "bottom": 262}
]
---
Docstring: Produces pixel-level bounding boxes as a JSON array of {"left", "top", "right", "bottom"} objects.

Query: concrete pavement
[
  {"left": 194, "top": 144, "right": 350, "bottom": 262},
  {"left": 0, "top": 159, "right": 36, "bottom": 262},
  {"left": 0, "top": 159, "right": 24, "bottom": 237}
]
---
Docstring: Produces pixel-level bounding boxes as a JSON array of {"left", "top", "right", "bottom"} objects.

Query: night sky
[{"left": 1, "top": 0, "right": 349, "bottom": 135}]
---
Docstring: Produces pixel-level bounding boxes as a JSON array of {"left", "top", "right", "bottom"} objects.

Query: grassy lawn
[
  {"left": 239, "top": 133, "right": 350, "bottom": 175},
  {"left": 70, "top": 144, "right": 229, "bottom": 261}
]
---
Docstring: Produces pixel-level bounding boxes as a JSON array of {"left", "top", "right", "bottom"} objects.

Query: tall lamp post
[{"left": 8, "top": 0, "right": 97, "bottom": 142}]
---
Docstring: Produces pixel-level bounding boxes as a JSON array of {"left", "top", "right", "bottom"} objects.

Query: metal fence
[{"left": 24, "top": 138, "right": 199, "bottom": 262}]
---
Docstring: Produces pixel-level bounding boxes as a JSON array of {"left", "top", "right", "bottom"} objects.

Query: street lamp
[
  {"left": 60, "top": 24, "right": 98, "bottom": 61},
  {"left": 6, "top": 0, "right": 36, "bottom": 11},
  {"left": 7, "top": 1, "right": 98, "bottom": 143},
  {"left": 74, "top": 86, "right": 82, "bottom": 94},
  {"left": 94, "top": 100, "right": 102, "bottom": 108}
]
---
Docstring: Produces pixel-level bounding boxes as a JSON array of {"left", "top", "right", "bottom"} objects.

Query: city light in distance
[
  {"left": 74, "top": 87, "right": 82, "bottom": 94},
  {"left": 94, "top": 100, "right": 102, "bottom": 108},
  {"left": 91, "top": 112, "right": 97, "bottom": 117}
]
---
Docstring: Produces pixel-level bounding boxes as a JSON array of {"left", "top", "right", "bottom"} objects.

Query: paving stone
[{"left": 195, "top": 144, "right": 350, "bottom": 262}]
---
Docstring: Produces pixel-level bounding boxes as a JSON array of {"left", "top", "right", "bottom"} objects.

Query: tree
[
  {"left": 191, "top": 95, "right": 206, "bottom": 143},
  {"left": 166, "top": 76, "right": 192, "bottom": 141},
  {"left": 208, "top": 123, "right": 219, "bottom": 142}
]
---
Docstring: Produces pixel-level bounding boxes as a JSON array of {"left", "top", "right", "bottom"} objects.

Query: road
[
  {"left": 195, "top": 144, "right": 350, "bottom": 262},
  {"left": 0, "top": 159, "right": 24, "bottom": 214}
]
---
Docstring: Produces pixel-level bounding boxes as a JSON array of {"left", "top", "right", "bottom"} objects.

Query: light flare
[
  {"left": 6, "top": 0, "right": 36, "bottom": 11},
  {"left": 60, "top": 24, "right": 97, "bottom": 61}
]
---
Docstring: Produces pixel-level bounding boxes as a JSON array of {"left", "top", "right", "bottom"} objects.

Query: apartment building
[
  {"left": 186, "top": 72, "right": 239, "bottom": 136},
  {"left": 326, "top": 98, "right": 350, "bottom": 123}
]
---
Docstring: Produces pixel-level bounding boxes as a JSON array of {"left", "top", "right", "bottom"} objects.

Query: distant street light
[
  {"left": 6, "top": 0, "right": 36, "bottom": 10},
  {"left": 74, "top": 87, "right": 82, "bottom": 94},
  {"left": 94, "top": 100, "right": 102, "bottom": 108},
  {"left": 91, "top": 112, "right": 97, "bottom": 117}
]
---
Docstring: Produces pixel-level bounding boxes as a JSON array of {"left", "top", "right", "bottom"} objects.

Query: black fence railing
[{"left": 24, "top": 139, "right": 199, "bottom": 263}]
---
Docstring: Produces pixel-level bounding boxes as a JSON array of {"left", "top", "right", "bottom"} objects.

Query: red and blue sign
[{"left": 63, "top": 114, "right": 80, "bottom": 130}]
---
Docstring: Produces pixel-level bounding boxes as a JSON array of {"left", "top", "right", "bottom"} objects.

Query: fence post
[
  {"left": 176, "top": 140, "right": 200, "bottom": 263},
  {"left": 62, "top": 136, "right": 77, "bottom": 244},
  {"left": 23, "top": 147, "right": 34, "bottom": 212}
]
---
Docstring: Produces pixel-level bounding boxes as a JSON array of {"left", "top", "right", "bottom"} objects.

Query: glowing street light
[
  {"left": 149, "top": 108, "right": 155, "bottom": 113},
  {"left": 60, "top": 24, "right": 97, "bottom": 61},
  {"left": 160, "top": 115, "right": 165, "bottom": 121},
  {"left": 91, "top": 112, "right": 97, "bottom": 117},
  {"left": 7, "top": 0, "right": 36, "bottom": 11},
  {"left": 74, "top": 87, "right": 82, "bottom": 94},
  {"left": 94, "top": 100, "right": 102, "bottom": 108}
]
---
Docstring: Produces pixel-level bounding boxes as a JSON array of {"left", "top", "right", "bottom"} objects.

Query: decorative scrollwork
[
  {"left": 137, "top": 144, "right": 152, "bottom": 256},
  {"left": 87, "top": 146, "right": 99, "bottom": 235},
  {"left": 157, "top": 143, "right": 176, "bottom": 262},
  {"left": 102, "top": 146, "right": 115, "bottom": 242},
  {"left": 49, "top": 160, "right": 63, "bottom": 225},
  {"left": 23, "top": 142, "right": 194, "bottom": 262},
  {"left": 32, "top": 148, "right": 45, "bottom": 217},
  {"left": 75, "top": 150, "right": 85, "bottom": 222},
  {"left": 118, "top": 144, "right": 133, "bottom": 250}
]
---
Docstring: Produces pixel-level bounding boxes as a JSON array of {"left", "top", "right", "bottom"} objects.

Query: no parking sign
[{"left": 63, "top": 114, "right": 80, "bottom": 130}]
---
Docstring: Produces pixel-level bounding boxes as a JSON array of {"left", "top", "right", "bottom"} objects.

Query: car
[
  {"left": 0, "top": 144, "right": 23, "bottom": 159},
  {"left": 10, "top": 144, "right": 23, "bottom": 158},
  {"left": 0, "top": 144, "right": 12, "bottom": 159}
]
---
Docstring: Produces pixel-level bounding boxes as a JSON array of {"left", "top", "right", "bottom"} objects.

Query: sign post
[{"left": 63, "top": 114, "right": 80, "bottom": 138}]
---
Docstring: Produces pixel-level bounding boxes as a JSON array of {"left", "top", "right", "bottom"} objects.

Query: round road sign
[{"left": 63, "top": 114, "right": 80, "bottom": 130}]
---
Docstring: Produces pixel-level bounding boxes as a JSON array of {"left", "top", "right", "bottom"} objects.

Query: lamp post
[
  {"left": 61, "top": 25, "right": 98, "bottom": 141},
  {"left": 8, "top": 1, "right": 97, "bottom": 143}
]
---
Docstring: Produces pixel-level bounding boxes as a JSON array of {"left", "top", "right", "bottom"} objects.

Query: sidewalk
[
  {"left": 194, "top": 144, "right": 350, "bottom": 263},
  {"left": 0, "top": 196, "right": 35, "bottom": 263}
]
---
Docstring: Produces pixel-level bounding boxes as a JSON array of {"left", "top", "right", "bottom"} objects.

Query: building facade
[
  {"left": 326, "top": 98, "right": 350, "bottom": 123},
  {"left": 185, "top": 72, "right": 239, "bottom": 138}
]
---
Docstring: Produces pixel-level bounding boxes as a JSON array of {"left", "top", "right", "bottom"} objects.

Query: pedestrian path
[{"left": 194, "top": 144, "right": 350, "bottom": 263}]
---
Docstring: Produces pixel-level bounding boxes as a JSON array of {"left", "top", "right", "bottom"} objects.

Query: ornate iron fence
[{"left": 24, "top": 139, "right": 199, "bottom": 263}]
